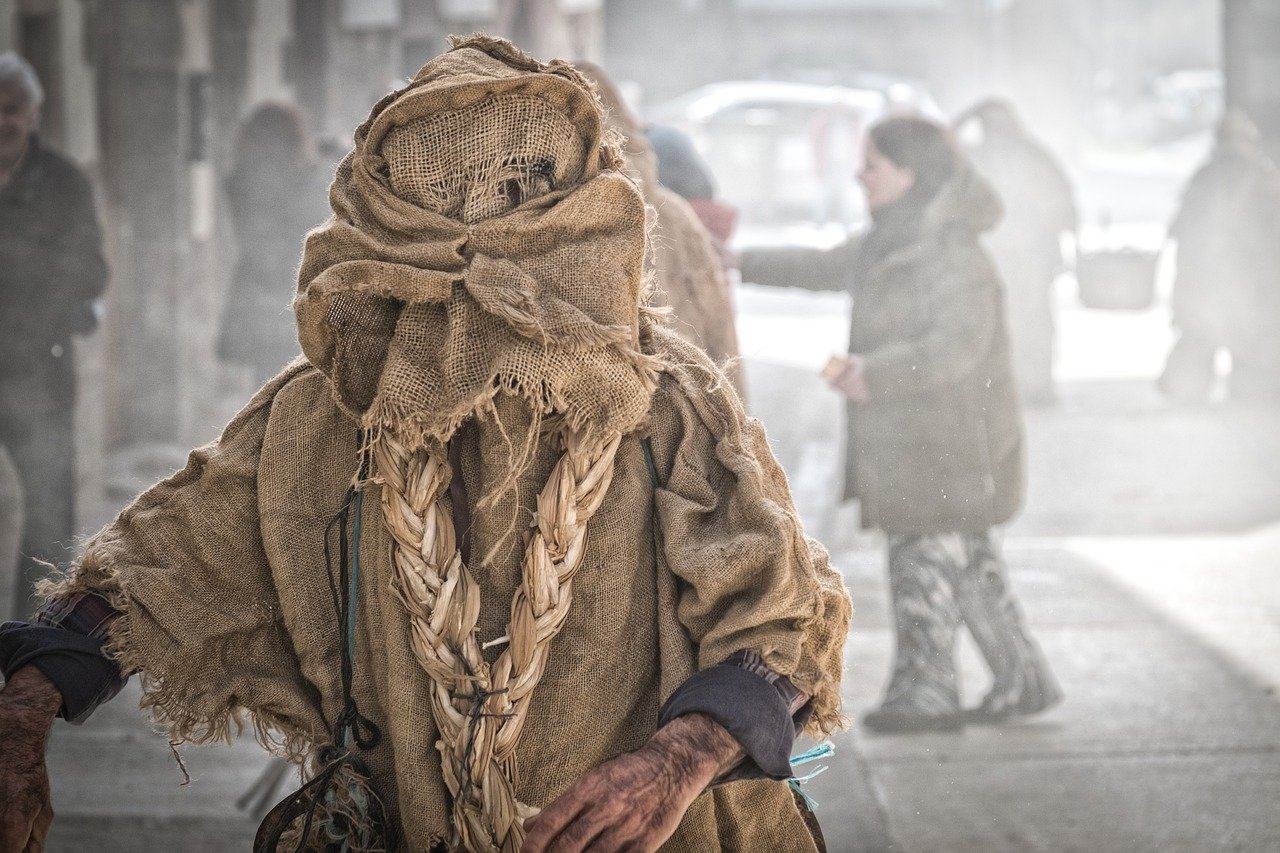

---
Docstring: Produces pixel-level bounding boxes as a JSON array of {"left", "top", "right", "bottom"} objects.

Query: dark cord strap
[
  {"left": 258, "top": 433, "right": 396, "bottom": 853},
  {"left": 641, "top": 436, "right": 660, "bottom": 489}
]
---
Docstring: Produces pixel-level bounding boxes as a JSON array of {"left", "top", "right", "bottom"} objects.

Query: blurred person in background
[
  {"left": 955, "top": 98, "right": 1077, "bottom": 406},
  {"left": 646, "top": 122, "right": 741, "bottom": 273},
  {"left": 1160, "top": 109, "right": 1280, "bottom": 404},
  {"left": 577, "top": 63, "right": 747, "bottom": 398},
  {"left": 0, "top": 52, "right": 108, "bottom": 620},
  {"left": 218, "top": 103, "right": 331, "bottom": 387},
  {"left": 0, "top": 449, "right": 21, "bottom": 623},
  {"left": 741, "top": 115, "right": 1060, "bottom": 732}
]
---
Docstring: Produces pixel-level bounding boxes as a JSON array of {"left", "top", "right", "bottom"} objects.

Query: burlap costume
[
  {"left": 575, "top": 63, "right": 746, "bottom": 396},
  {"left": 50, "top": 37, "right": 849, "bottom": 852}
]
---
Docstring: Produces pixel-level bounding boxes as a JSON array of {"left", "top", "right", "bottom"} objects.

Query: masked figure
[{"left": 0, "top": 37, "right": 849, "bottom": 853}]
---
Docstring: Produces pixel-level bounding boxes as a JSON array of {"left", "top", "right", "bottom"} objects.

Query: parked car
[{"left": 650, "top": 81, "right": 894, "bottom": 249}]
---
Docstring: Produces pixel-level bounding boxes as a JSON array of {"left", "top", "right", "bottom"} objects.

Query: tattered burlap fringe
[{"left": 38, "top": 538, "right": 324, "bottom": 764}]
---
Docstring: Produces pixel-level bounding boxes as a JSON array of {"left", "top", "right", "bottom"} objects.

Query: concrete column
[
  {"left": 291, "top": 0, "right": 330, "bottom": 141},
  {"left": 175, "top": 0, "right": 224, "bottom": 445},
  {"left": 0, "top": 0, "right": 14, "bottom": 49},
  {"left": 1224, "top": 0, "right": 1280, "bottom": 162},
  {"left": 52, "top": 0, "right": 93, "bottom": 164},
  {"left": 93, "top": 0, "right": 187, "bottom": 447},
  {"left": 246, "top": 0, "right": 292, "bottom": 104}
]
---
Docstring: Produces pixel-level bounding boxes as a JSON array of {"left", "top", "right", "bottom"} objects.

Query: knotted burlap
[{"left": 295, "top": 37, "right": 659, "bottom": 451}]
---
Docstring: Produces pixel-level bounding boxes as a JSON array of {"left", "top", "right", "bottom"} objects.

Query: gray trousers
[
  {"left": 0, "top": 369, "right": 77, "bottom": 621},
  {"left": 881, "top": 531, "right": 1061, "bottom": 715},
  {"left": 0, "top": 446, "right": 23, "bottom": 622}
]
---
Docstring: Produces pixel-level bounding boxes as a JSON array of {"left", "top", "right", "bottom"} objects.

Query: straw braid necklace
[{"left": 372, "top": 424, "right": 622, "bottom": 853}]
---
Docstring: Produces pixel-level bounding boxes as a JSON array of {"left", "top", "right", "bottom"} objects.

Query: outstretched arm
[{"left": 738, "top": 238, "right": 859, "bottom": 293}]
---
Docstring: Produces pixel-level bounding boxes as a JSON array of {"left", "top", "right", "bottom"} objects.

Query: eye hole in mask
[{"left": 500, "top": 157, "right": 557, "bottom": 210}]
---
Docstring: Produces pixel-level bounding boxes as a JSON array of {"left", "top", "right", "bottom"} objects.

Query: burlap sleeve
[
  {"left": 651, "top": 332, "right": 851, "bottom": 734},
  {"left": 43, "top": 361, "right": 328, "bottom": 757}
]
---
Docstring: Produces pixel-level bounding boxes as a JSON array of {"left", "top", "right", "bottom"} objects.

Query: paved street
[{"left": 39, "top": 285, "right": 1280, "bottom": 851}]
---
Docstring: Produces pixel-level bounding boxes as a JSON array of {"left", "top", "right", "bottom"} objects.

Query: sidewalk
[
  {"left": 794, "top": 376, "right": 1280, "bottom": 853},
  {"left": 808, "top": 532, "right": 1280, "bottom": 853}
]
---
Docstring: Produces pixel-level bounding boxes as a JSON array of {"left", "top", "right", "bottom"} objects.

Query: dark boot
[
  {"left": 863, "top": 534, "right": 964, "bottom": 734},
  {"left": 956, "top": 533, "right": 1062, "bottom": 723}
]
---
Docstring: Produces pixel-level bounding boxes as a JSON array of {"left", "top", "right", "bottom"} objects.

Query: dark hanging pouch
[{"left": 254, "top": 441, "right": 399, "bottom": 853}]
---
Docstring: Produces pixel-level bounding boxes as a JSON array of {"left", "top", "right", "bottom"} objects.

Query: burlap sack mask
[{"left": 294, "top": 36, "right": 659, "bottom": 451}]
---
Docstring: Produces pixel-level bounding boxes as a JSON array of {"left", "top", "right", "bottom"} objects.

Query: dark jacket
[
  {"left": 0, "top": 134, "right": 108, "bottom": 390},
  {"left": 1168, "top": 142, "right": 1280, "bottom": 364},
  {"left": 740, "top": 166, "right": 1025, "bottom": 533}
]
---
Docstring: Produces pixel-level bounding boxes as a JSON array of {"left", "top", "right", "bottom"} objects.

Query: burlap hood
[{"left": 295, "top": 36, "right": 659, "bottom": 449}]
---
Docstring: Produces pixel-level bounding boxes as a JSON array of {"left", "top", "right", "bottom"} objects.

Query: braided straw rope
[{"left": 373, "top": 425, "right": 623, "bottom": 852}]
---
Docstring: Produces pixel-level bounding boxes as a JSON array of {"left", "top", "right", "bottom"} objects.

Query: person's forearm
[
  {"left": 649, "top": 712, "right": 745, "bottom": 786},
  {"left": 521, "top": 711, "right": 748, "bottom": 851},
  {"left": 0, "top": 667, "right": 62, "bottom": 733}
]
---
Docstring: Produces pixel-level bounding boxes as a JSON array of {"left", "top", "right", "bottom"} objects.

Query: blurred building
[
  {"left": 0, "top": 0, "right": 600, "bottom": 518},
  {"left": 607, "top": 0, "right": 1220, "bottom": 166},
  {"left": 1223, "top": 0, "right": 1280, "bottom": 162}
]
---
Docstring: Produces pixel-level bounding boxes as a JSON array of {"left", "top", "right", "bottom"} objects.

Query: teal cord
[
  {"left": 790, "top": 741, "right": 835, "bottom": 767},
  {"left": 788, "top": 740, "right": 835, "bottom": 812}
]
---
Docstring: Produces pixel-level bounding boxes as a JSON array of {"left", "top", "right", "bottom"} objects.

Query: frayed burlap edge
[
  {"left": 39, "top": 534, "right": 325, "bottom": 765},
  {"left": 359, "top": 341, "right": 667, "bottom": 456}
]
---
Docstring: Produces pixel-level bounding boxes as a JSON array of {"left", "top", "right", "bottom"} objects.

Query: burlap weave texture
[{"left": 51, "top": 35, "right": 850, "bottom": 851}]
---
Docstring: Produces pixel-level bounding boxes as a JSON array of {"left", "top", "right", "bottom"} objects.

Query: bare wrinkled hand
[
  {"left": 0, "top": 669, "right": 61, "bottom": 853},
  {"left": 521, "top": 714, "right": 739, "bottom": 853}
]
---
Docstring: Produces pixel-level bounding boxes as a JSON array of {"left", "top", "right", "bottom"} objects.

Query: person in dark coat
[
  {"left": 955, "top": 99, "right": 1077, "bottom": 405},
  {"left": 218, "top": 103, "right": 331, "bottom": 386},
  {"left": 740, "top": 115, "right": 1060, "bottom": 732},
  {"left": 1160, "top": 110, "right": 1280, "bottom": 403},
  {"left": 0, "top": 53, "right": 108, "bottom": 619},
  {"left": 645, "top": 123, "right": 740, "bottom": 272}
]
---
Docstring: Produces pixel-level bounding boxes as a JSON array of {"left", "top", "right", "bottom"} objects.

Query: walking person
[
  {"left": 0, "top": 53, "right": 108, "bottom": 619},
  {"left": 955, "top": 99, "right": 1077, "bottom": 406},
  {"left": 218, "top": 103, "right": 331, "bottom": 387},
  {"left": 742, "top": 114, "right": 1060, "bottom": 732},
  {"left": 1160, "top": 110, "right": 1280, "bottom": 404}
]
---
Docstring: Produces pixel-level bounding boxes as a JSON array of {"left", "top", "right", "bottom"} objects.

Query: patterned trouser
[{"left": 881, "top": 531, "right": 1061, "bottom": 715}]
